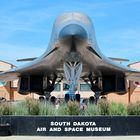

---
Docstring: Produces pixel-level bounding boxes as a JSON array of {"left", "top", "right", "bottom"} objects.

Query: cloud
[
  {"left": 97, "top": 28, "right": 140, "bottom": 64},
  {"left": 0, "top": 0, "right": 140, "bottom": 66},
  {"left": 0, "top": 43, "right": 46, "bottom": 66}
]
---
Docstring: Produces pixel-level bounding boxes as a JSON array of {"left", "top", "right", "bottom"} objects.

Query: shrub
[
  {"left": 56, "top": 103, "right": 68, "bottom": 116},
  {"left": 127, "top": 101, "right": 140, "bottom": 115},
  {"left": 109, "top": 102, "right": 127, "bottom": 116},
  {"left": 67, "top": 101, "right": 80, "bottom": 115},
  {"left": 0, "top": 102, "right": 12, "bottom": 115},
  {"left": 83, "top": 103, "right": 101, "bottom": 116},
  {"left": 1, "top": 98, "right": 140, "bottom": 116},
  {"left": 39, "top": 102, "right": 56, "bottom": 116},
  {"left": 12, "top": 102, "right": 28, "bottom": 115},
  {"left": 98, "top": 99, "right": 110, "bottom": 115},
  {"left": 25, "top": 98, "right": 40, "bottom": 115}
]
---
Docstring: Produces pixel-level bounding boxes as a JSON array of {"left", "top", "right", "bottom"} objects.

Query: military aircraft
[{"left": 0, "top": 12, "right": 140, "bottom": 101}]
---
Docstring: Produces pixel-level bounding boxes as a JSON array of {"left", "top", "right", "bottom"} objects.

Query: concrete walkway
[{"left": 0, "top": 136, "right": 140, "bottom": 140}]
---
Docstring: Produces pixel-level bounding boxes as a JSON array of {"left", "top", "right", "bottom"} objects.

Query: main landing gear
[
  {"left": 43, "top": 74, "right": 57, "bottom": 100},
  {"left": 88, "top": 73, "right": 102, "bottom": 104}
]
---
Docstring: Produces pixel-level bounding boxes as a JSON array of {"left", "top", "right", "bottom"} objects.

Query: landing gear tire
[
  {"left": 39, "top": 96, "right": 45, "bottom": 102},
  {"left": 50, "top": 96, "right": 56, "bottom": 104},
  {"left": 89, "top": 96, "right": 95, "bottom": 104},
  {"left": 75, "top": 94, "right": 80, "bottom": 102},
  {"left": 65, "top": 94, "right": 70, "bottom": 102},
  {"left": 95, "top": 91, "right": 101, "bottom": 104}
]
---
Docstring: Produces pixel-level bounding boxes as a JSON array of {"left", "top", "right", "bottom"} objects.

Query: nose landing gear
[{"left": 64, "top": 62, "right": 82, "bottom": 102}]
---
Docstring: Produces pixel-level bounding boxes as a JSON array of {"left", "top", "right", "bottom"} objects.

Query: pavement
[{"left": 0, "top": 136, "right": 140, "bottom": 140}]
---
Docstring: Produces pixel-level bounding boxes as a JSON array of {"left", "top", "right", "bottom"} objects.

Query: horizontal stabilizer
[
  {"left": 16, "top": 57, "right": 37, "bottom": 62},
  {"left": 109, "top": 57, "right": 129, "bottom": 62}
]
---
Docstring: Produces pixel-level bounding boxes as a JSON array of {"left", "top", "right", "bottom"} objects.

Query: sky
[{"left": 0, "top": 0, "right": 140, "bottom": 66}]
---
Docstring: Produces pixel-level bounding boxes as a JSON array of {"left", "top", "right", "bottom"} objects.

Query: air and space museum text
[{"left": 37, "top": 121, "right": 111, "bottom": 132}]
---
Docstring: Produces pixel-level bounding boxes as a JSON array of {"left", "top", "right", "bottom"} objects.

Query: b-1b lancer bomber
[{"left": 0, "top": 12, "right": 140, "bottom": 101}]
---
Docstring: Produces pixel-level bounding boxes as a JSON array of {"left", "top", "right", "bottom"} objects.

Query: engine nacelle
[
  {"left": 18, "top": 75, "right": 43, "bottom": 95},
  {"left": 102, "top": 74, "right": 127, "bottom": 95}
]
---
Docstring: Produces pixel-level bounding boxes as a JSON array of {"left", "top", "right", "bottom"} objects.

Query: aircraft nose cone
[{"left": 59, "top": 24, "right": 88, "bottom": 39}]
